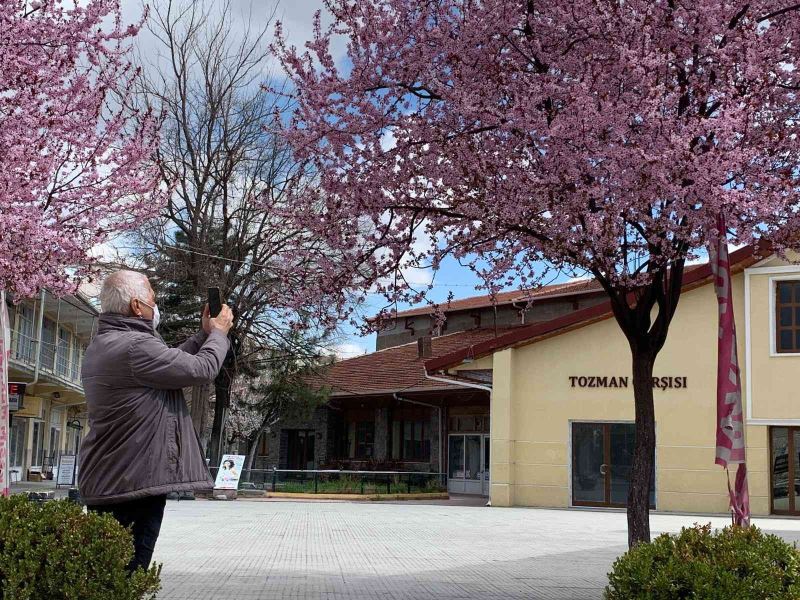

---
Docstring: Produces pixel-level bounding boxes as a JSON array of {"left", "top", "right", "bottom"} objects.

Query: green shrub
[
  {"left": 424, "top": 477, "right": 447, "bottom": 493},
  {"left": 0, "top": 495, "right": 161, "bottom": 600},
  {"left": 605, "top": 523, "right": 800, "bottom": 599}
]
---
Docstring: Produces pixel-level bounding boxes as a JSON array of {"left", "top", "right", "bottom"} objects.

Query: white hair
[{"left": 99, "top": 271, "right": 152, "bottom": 315}]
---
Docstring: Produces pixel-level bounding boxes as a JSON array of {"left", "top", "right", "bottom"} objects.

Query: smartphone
[{"left": 208, "top": 287, "right": 222, "bottom": 318}]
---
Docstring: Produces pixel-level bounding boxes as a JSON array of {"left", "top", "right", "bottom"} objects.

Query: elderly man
[{"left": 79, "top": 270, "right": 233, "bottom": 573}]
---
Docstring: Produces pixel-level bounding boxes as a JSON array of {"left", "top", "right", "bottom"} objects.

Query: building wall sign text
[{"left": 569, "top": 376, "right": 688, "bottom": 390}]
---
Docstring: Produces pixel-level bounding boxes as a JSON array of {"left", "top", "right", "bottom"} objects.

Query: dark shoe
[{"left": 165, "top": 491, "right": 180, "bottom": 500}]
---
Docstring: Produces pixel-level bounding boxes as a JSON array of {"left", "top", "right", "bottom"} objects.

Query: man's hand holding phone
[
  {"left": 202, "top": 303, "right": 233, "bottom": 335},
  {"left": 204, "top": 287, "right": 232, "bottom": 334}
]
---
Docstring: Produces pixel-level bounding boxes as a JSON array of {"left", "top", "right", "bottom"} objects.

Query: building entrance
[
  {"left": 9, "top": 417, "right": 26, "bottom": 482},
  {"left": 571, "top": 421, "right": 655, "bottom": 508},
  {"left": 286, "top": 429, "right": 315, "bottom": 471},
  {"left": 448, "top": 434, "right": 490, "bottom": 496}
]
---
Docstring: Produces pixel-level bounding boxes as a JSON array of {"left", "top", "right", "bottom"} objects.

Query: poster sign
[
  {"left": 8, "top": 382, "right": 25, "bottom": 412},
  {"left": 0, "top": 292, "right": 10, "bottom": 497},
  {"left": 57, "top": 455, "right": 77, "bottom": 487},
  {"left": 214, "top": 454, "right": 245, "bottom": 490}
]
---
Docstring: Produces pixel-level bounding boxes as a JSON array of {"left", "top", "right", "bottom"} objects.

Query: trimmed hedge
[
  {"left": 605, "top": 524, "right": 800, "bottom": 599},
  {"left": 0, "top": 495, "right": 160, "bottom": 600}
]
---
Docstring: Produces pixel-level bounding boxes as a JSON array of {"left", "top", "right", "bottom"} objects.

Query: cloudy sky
[
  {"left": 119, "top": 0, "right": 339, "bottom": 69},
  {"left": 110, "top": 0, "right": 509, "bottom": 358}
]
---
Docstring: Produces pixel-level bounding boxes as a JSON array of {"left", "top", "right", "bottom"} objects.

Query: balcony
[{"left": 6, "top": 291, "right": 97, "bottom": 392}]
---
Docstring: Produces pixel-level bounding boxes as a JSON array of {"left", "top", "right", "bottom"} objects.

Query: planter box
[{"left": 267, "top": 492, "right": 449, "bottom": 502}]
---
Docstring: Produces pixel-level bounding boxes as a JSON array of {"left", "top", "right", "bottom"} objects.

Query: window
[
  {"left": 776, "top": 281, "right": 800, "bottom": 353},
  {"left": 14, "top": 304, "right": 35, "bottom": 363},
  {"left": 448, "top": 414, "right": 490, "bottom": 433},
  {"left": 56, "top": 327, "right": 71, "bottom": 378},
  {"left": 49, "top": 407, "right": 63, "bottom": 463},
  {"left": 9, "top": 418, "right": 26, "bottom": 468},
  {"left": 70, "top": 342, "right": 84, "bottom": 381},
  {"left": 391, "top": 420, "right": 430, "bottom": 461},
  {"left": 347, "top": 421, "right": 374, "bottom": 459},
  {"left": 32, "top": 421, "right": 45, "bottom": 468},
  {"left": 770, "top": 427, "right": 800, "bottom": 514},
  {"left": 5, "top": 301, "right": 16, "bottom": 349},
  {"left": 40, "top": 318, "right": 56, "bottom": 371}
]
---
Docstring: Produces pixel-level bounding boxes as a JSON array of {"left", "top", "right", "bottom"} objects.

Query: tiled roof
[
  {"left": 308, "top": 327, "right": 516, "bottom": 397},
  {"left": 314, "top": 245, "right": 767, "bottom": 399},
  {"left": 379, "top": 257, "right": 752, "bottom": 322},
  {"left": 384, "top": 278, "right": 603, "bottom": 320},
  {"left": 424, "top": 245, "right": 765, "bottom": 373}
]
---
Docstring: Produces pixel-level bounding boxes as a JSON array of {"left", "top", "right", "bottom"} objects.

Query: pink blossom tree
[
  {"left": 276, "top": 0, "right": 800, "bottom": 545},
  {"left": 0, "top": 0, "right": 164, "bottom": 299}
]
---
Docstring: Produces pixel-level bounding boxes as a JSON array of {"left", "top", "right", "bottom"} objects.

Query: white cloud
[
  {"left": 401, "top": 231, "right": 435, "bottom": 286},
  {"left": 371, "top": 214, "right": 435, "bottom": 289},
  {"left": 565, "top": 275, "right": 591, "bottom": 283},
  {"left": 88, "top": 235, "right": 134, "bottom": 264},
  {"left": 330, "top": 342, "right": 369, "bottom": 360},
  {"left": 120, "top": 0, "right": 345, "bottom": 77},
  {"left": 685, "top": 243, "right": 746, "bottom": 266},
  {"left": 380, "top": 128, "right": 397, "bottom": 152}
]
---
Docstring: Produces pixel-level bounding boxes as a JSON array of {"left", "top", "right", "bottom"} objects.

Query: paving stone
[{"left": 154, "top": 500, "right": 800, "bottom": 600}]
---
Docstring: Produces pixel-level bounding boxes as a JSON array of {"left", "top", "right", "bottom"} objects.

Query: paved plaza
[{"left": 154, "top": 498, "right": 800, "bottom": 600}]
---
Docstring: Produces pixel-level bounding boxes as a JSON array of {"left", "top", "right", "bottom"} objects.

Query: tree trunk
[
  {"left": 246, "top": 413, "right": 279, "bottom": 472},
  {"left": 628, "top": 349, "right": 657, "bottom": 547},
  {"left": 209, "top": 368, "right": 232, "bottom": 466},
  {"left": 245, "top": 422, "right": 267, "bottom": 472}
]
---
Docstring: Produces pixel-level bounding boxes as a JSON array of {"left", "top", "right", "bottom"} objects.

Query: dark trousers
[{"left": 88, "top": 495, "right": 167, "bottom": 573}]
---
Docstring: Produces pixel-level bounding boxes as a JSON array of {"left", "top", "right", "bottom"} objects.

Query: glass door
[
  {"left": 31, "top": 420, "right": 45, "bottom": 470},
  {"left": 609, "top": 423, "right": 635, "bottom": 506},
  {"left": 9, "top": 417, "right": 26, "bottom": 482},
  {"left": 448, "top": 435, "right": 466, "bottom": 493},
  {"left": 770, "top": 426, "right": 800, "bottom": 515},
  {"left": 572, "top": 422, "right": 655, "bottom": 508},
  {"left": 464, "top": 435, "right": 482, "bottom": 494},
  {"left": 48, "top": 406, "right": 64, "bottom": 479},
  {"left": 448, "top": 434, "right": 490, "bottom": 496},
  {"left": 572, "top": 423, "right": 606, "bottom": 505}
]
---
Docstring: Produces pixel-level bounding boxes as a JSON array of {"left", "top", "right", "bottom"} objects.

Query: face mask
[{"left": 138, "top": 299, "right": 161, "bottom": 330}]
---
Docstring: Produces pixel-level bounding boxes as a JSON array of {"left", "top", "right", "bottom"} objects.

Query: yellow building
[
  {"left": 5, "top": 290, "right": 97, "bottom": 485},
  {"left": 424, "top": 247, "right": 800, "bottom": 516}
]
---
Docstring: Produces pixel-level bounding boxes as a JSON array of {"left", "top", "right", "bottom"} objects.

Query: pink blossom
[
  {"left": 0, "top": 0, "right": 165, "bottom": 298},
  {"left": 275, "top": 0, "right": 800, "bottom": 313}
]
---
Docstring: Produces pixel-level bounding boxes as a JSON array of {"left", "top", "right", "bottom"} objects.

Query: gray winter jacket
[{"left": 78, "top": 313, "right": 229, "bottom": 505}]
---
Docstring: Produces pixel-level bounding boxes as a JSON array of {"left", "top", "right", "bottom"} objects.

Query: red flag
[{"left": 709, "top": 214, "right": 749, "bottom": 526}]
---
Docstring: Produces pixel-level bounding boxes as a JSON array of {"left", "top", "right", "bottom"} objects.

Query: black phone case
[{"left": 208, "top": 287, "right": 222, "bottom": 318}]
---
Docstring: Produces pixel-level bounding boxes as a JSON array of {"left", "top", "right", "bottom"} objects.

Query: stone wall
[{"left": 259, "top": 406, "right": 330, "bottom": 471}]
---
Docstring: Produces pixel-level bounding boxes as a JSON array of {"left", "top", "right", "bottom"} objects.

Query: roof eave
[
  {"left": 372, "top": 284, "right": 605, "bottom": 322},
  {"left": 425, "top": 244, "right": 765, "bottom": 373},
  {"left": 326, "top": 383, "right": 472, "bottom": 398}
]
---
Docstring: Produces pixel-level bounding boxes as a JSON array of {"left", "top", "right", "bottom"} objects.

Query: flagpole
[{"left": 710, "top": 214, "right": 750, "bottom": 526}]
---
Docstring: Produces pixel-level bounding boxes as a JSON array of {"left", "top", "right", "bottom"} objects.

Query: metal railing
[
  {"left": 12, "top": 332, "right": 36, "bottom": 364},
  {"left": 208, "top": 467, "right": 448, "bottom": 495},
  {"left": 10, "top": 331, "right": 83, "bottom": 387}
]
